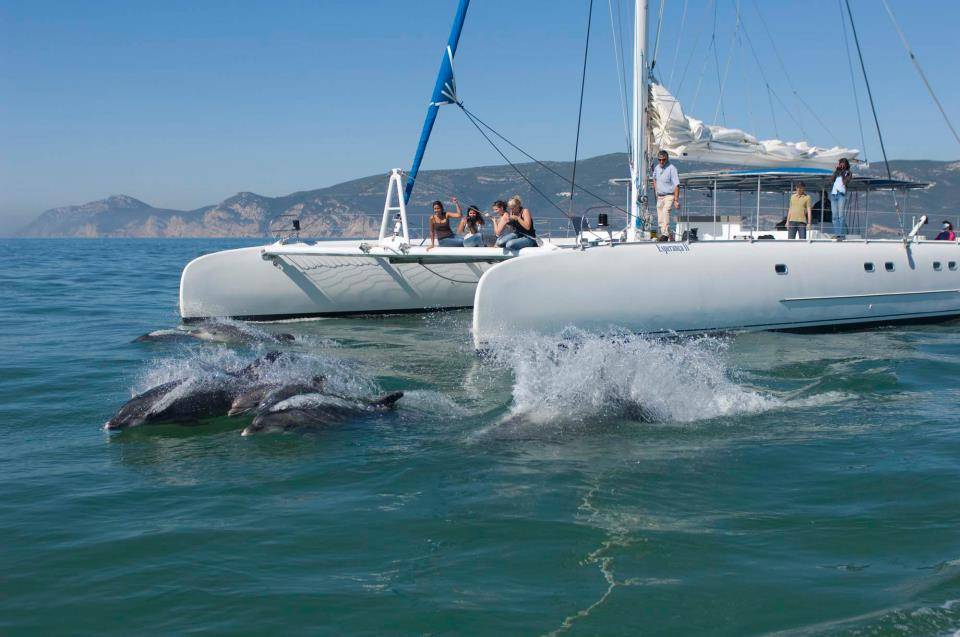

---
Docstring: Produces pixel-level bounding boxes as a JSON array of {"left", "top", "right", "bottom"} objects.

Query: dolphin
[
  {"left": 134, "top": 322, "right": 295, "bottom": 344},
  {"left": 104, "top": 351, "right": 293, "bottom": 431},
  {"left": 241, "top": 392, "right": 403, "bottom": 436},
  {"left": 103, "top": 378, "right": 187, "bottom": 430},
  {"left": 226, "top": 375, "right": 326, "bottom": 417},
  {"left": 104, "top": 378, "right": 235, "bottom": 430}
]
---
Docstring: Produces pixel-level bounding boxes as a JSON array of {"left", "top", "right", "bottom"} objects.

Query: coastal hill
[{"left": 16, "top": 154, "right": 960, "bottom": 238}]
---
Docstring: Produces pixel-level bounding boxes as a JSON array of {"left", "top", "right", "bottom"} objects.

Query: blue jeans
[
  {"left": 830, "top": 192, "right": 847, "bottom": 237},
  {"left": 438, "top": 236, "right": 463, "bottom": 247},
  {"left": 787, "top": 221, "right": 807, "bottom": 239},
  {"left": 497, "top": 233, "right": 537, "bottom": 250},
  {"left": 462, "top": 234, "right": 483, "bottom": 247}
]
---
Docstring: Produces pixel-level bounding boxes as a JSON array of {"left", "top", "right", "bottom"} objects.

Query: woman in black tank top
[
  {"left": 428, "top": 198, "right": 463, "bottom": 249},
  {"left": 494, "top": 195, "right": 538, "bottom": 251}
]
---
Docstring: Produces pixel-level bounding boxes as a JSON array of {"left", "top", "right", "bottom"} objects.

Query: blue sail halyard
[{"left": 403, "top": 0, "right": 470, "bottom": 205}]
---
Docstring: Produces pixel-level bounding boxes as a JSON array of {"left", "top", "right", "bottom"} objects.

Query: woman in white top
[{"left": 829, "top": 158, "right": 853, "bottom": 239}]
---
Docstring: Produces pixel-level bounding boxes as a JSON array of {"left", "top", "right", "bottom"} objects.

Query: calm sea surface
[{"left": 2, "top": 238, "right": 960, "bottom": 636}]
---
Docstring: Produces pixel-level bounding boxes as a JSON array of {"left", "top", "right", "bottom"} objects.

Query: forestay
[{"left": 649, "top": 83, "right": 860, "bottom": 168}]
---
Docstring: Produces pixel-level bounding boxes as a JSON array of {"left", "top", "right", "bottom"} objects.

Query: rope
[
  {"left": 459, "top": 107, "right": 571, "bottom": 219},
  {"left": 458, "top": 105, "right": 632, "bottom": 218},
  {"left": 607, "top": 0, "right": 631, "bottom": 159},
  {"left": 838, "top": 0, "right": 868, "bottom": 161},
  {"left": 650, "top": 0, "right": 666, "bottom": 72},
  {"left": 713, "top": 0, "right": 740, "bottom": 126},
  {"left": 568, "top": 0, "right": 595, "bottom": 217},
  {"left": 843, "top": 0, "right": 905, "bottom": 237},
  {"left": 417, "top": 262, "right": 482, "bottom": 285},
  {"left": 880, "top": 0, "right": 960, "bottom": 149},
  {"left": 666, "top": 0, "right": 688, "bottom": 90}
]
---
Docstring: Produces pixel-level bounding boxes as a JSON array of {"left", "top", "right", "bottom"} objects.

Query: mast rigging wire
[
  {"left": 458, "top": 104, "right": 632, "bottom": 219},
  {"left": 748, "top": 0, "right": 852, "bottom": 144},
  {"left": 842, "top": 0, "right": 905, "bottom": 237},
  {"left": 665, "top": 0, "right": 689, "bottom": 90},
  {"left": 838, "top": 0, "right": 868, "bottom": 162},
  {"left": 713, "top": 0, "right": 741, "bottom": 127},
  {"left": 459, "top": 108, "right": 571, "bottom": 219},
  {"left": 650, "top": 0, "right": 666, "bottom": 71},
  {"left": 880, "top": 0, "right": 960, "bottom": 149},
  {"left": 608, "top": 0, "right": 632, "bottom": 160},
  {"left": 568, "top": 0, "right": 595, "bottom": 218}
]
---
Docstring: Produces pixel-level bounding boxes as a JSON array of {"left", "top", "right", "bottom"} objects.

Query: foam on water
[
  {"left": 485, "top": 329, "right": 780, "bottom": 426},
  {"left": 135, "top": 346, "right": 376, "bottom": 400}
]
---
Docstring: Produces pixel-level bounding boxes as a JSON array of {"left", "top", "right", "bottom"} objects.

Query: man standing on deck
[{"left": 650, "top": 150, "right": 681, "bottom": 240}]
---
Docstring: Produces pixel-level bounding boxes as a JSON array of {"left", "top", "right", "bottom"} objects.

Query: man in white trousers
[{"left": 650, "top": 150, "right": 680, "bottom": 239}]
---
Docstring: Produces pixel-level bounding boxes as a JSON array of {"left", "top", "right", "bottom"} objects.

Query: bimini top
[
  {"left": 609, "top": 167, "right": 929, "bottom": 192},
  {"left": 678, "top": 168, "right": 929, "bottom": 193}
]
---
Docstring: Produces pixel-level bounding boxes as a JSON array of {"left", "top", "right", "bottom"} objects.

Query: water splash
[
  {"left": 135, "top": 347, "right": 376, "bottom": 400},
  {"left": 485, "top": 329, "right": 779, "bottom": 426}
]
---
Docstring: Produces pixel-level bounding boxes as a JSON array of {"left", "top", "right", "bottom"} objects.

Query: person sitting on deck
[
  {"left": 494, "top": 195, "right": 537, "bottom": 251},
  {"left": 428, "top": 198, "right": 463, "bottom": 249},
  {"left": 786, "top": 181, "right": 813, "bottom": 239},
  {"left": 458, "top": 205, "right": 486, "bottom": 247},
  {"left": 935, "top": 221, "right": 956, "bottom": 241}
]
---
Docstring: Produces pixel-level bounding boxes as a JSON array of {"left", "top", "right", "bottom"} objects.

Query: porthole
[
  {"left": 934, "top": 261, "right": 942, "bottom": 271},
  {"left": 774, "top": 264, "right": 788, "bottom": 275},
  {"left": 950, "top": 261, "right": 958, "bottom": 271},
  {"left": 885, "top": 262, "right": 895, "bottom": 272},
  {"left": 864, "top": 262, "right": 875, "bottom": 272}
]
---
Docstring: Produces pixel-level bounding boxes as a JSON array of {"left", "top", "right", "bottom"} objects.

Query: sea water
[{"left": 1, "top": 238, "right": 960, "bottom": 636}]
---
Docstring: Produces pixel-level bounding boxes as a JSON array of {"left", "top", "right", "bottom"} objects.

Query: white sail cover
[{"left": 649, "top": 83, "right": 859, "bottom": 168}]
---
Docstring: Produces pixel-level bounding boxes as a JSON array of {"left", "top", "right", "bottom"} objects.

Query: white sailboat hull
[
  {"left": 472, "top": 240, "right": 960, "bottom": 348},
  {"left": 179, "top": 240, "right": 551, "bottom": 321}
]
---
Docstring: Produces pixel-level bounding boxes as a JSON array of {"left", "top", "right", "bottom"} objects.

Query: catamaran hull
[
  {"left": 472, "top": 240, "right": 960, "bottom": 348},
  {"left": 179, "top": 243, "right": 505, "bottom": 321}
]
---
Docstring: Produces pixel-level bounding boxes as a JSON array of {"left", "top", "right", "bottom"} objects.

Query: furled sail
[
  {"left": 403, "top": 0, "right": 470, "bottom": 204},
  {"left": 649, "top": 83, "right": 859, "bottom": 168}
]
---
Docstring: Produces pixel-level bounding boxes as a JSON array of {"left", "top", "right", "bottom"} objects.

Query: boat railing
[
  {"left": 675, "top": 193, "right": 950, "bottom": 241},
  {"left": 272, "top": 211, "right": 581, "bottom": 244}
]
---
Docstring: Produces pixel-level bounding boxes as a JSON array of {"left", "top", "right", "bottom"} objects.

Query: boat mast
[{"left": 629, "top": 0, "right": 649, "bottom": 239}]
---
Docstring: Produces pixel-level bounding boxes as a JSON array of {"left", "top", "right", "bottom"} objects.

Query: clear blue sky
[{"left": 2, "top": 0, "right": 959, "bottom": 229}]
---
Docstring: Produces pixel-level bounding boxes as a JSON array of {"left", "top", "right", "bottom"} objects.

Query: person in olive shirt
[{"left": 786, "top": 181, "right": 813, "bottom": 239}]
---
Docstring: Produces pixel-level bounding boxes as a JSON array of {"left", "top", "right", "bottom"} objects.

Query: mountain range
[{"left": 14, "top": 154, "right": 960, "bottom": 238}]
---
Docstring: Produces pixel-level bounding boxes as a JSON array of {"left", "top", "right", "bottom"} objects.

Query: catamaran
[
  {"left": 179, "top": 0, "right": 575, "bottom": 322},
  {"left": 471, "top": 0, "right": 960, "bottom": 348}
]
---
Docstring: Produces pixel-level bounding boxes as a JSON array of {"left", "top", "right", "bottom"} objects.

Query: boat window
[
  {"left": 951, "top": 261, "right": 958, "bottom": 271},
  {"left": 934, "top": 261, "right": 942, "bottom": 271},
  {"left": 885, "top": 262, "right": 895, "bottom": 272},
  {"left": 774, "top": 264, "right": 788, "bottom": 275},
  {"left": 864, "top": 262, "right": 875, "bottom": 272}
]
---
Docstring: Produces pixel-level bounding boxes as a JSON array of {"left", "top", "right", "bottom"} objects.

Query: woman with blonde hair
[{"left": 494, "top": 195, "right": 537, "bottom": 250}]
